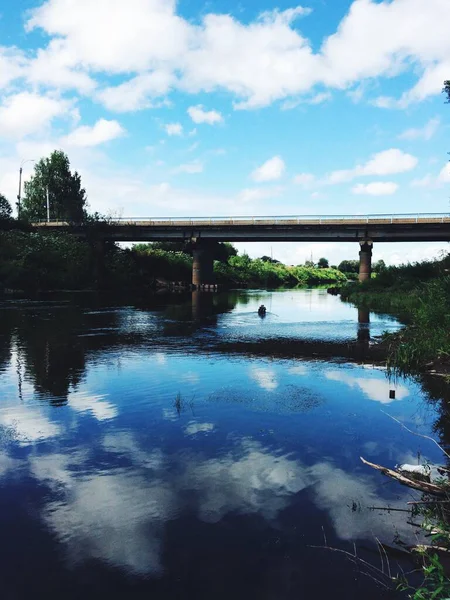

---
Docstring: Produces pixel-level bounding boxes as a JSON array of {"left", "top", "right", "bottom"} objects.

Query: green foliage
[
  {"left": 21, "top": 150, "right": 87, "bottom": 223},
  {"left": 338, "top": 259, "right": 359, "bottom": 273},
  {"left": 214, "top": 253, "right": 346, "bottom": 288},
  {"left": 0, "top": 231, "right": 91, "bottom": 291},
  {"left": 132, "top": 245, "right": 193, "bottom": 281},
  {"left": 373, "top": 259, "right": 386, "bottom": 273},
  {"left": 397, "top": 551, "right": 450, "bottom": 600},
  {"left": 0, "top": 229, "right": 347, "bottom": 293},
  {"left": 340, "top": 254, "right": 450, "bottom": 375},
  {"left": 260, "top": 255, "right": 280, "bottom": 264},
  {"left": 318, "top": 257, "right": 329, "bottom": 269},
  {"left": 0, "top": 193, "right": 12, "bottom": 220},
  {"left": 135, "top": 241, "right": 237, "bottom": 263},
  {"left": 444, "top": 80, "right": 450, "bottom": 103},
  {"left": 214, "top": 242, "right": 238, "bottom": 263}
]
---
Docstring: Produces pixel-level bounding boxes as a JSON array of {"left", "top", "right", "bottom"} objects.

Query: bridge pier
[
  {"left": 357, "top": 307, "right": 370, "bottom": 343},
  {"left": 358, "top": 240, "right": 373, "bottom": 282},
  {"left": 192, "top": 241, "right": 215, "bottom": 289}
]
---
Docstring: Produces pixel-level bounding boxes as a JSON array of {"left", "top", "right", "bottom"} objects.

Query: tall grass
[{"left": 340, "top": 255, "right": 450, "bottom": 375}]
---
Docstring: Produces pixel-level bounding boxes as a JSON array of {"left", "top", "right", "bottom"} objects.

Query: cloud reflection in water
[
  {"left": 32, "top": 433, "right": 415, "bottom": 576},
  {"left": 325, "top": 370, "right": 409, "bottom": 404}
]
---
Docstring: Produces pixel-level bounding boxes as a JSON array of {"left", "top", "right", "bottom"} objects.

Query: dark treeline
[{"left": 0, "top": 230, "right": 347, "bottom": 293}]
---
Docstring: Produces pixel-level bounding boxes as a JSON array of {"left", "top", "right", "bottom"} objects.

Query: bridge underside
[
  {"left": 84, "top": 222, "right": 450, "bottom": 244},
  {"left": 32, "top": 219, "right": 450, "bottom": 287}
]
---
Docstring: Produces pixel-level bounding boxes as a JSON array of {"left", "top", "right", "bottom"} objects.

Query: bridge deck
[{"left": 32, "top": 213, "right": 450, "bottom": 243}]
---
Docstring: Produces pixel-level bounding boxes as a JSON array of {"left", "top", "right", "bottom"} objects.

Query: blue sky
[{"left": 0, "top": 0, "right": 449, "bottom": 265}]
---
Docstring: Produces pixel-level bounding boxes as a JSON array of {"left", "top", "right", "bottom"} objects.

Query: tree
[
  {"left": 260, "top": 255, "right": 280, "bottom": 264},
  {"left": 338, "top": 259, "right": 359, "bottom": 273},
  {"left": 317, "top": 257, "right": 329, "bottom": 269},
  {"left": 21, "top": 150, "right": 87, "bottom": 222},
  {"left": 444, "top": 80, "right": 450, "bottom": 103},
  {"left": 373, "top": 259, "right": 386, "bottom": 273},
  {"left": 214, "top": 242, "right": 238, "bottom": 263},
  {"left": 0, "top": 194, "right": 12, "bottom": 220},
  {"left": 304, "top": 260, "right": 315, "bottom": 268}
]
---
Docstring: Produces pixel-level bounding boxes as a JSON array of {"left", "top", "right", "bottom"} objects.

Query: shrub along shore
[{"left": 340, "top": 254, "right": 450, "bottom": 376}]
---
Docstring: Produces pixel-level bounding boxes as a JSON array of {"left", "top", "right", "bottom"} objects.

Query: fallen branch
[
  {"left": 309, "top": 545, "right": 393, "bottom": 590},
  {"left": 368, "top": 506, "right": 411, "bottom": 513},
  {"left": 360, "top": 457, "right": 448, "bottom": 497},
  {"left": 381, "top": 410, "right": 450, "bottom": 460},
  {"left": 407, "top": 500, "right": 450, "bottom": 506},
  {"left": 409, "top": 544, "right": 450, "bottom": 554}
]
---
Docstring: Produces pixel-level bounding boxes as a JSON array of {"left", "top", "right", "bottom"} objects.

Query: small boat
[{"left": 258, "top": 305, "right": 267, "bottom": 317}]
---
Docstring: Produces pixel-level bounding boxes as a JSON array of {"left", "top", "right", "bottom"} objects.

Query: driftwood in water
[{"left": 360, "top": 457, "right": 448, "bottom": 497}]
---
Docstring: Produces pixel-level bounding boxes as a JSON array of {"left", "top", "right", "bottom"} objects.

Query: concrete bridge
[{"left": 32, "top": 213, "right": 450, "bottom": 286}]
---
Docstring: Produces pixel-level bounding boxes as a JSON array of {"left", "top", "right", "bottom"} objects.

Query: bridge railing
[{"left": 33, "top": 213, "right": 450, "bottom": 226}]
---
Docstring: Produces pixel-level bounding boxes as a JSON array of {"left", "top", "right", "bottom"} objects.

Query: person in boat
[{"left": 258, "top": 305, "right": 267, "bottom": 316}]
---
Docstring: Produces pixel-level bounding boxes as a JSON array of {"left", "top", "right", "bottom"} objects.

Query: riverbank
[{"left": 339, "top": 255, "right": 450, "bottom": 376}]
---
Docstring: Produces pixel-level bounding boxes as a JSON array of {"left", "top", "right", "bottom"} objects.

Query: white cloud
[
  {"left": 68, "top": 391, "right": 118, "bottom": 421},
  {"left": 400, "top": 60, "right": 450, "bottom": 106},
  {"left": 0, "top": 92, "right": 74, "bottom": 139},
  {"left": 371, "top": 96, "right": 397, "bottom": 109},
  {"left": 410, "top": 163, "right": 450, "bottom": 188},
  {"left": 352, "top": 182, "right": 399, "bottom": 196},
  {"left": 165, "top": 122, "right": 183, "bottom": 136},
  {"left": 96, "top": 71, "right": 174, "bottom": 112},
  {"left": 37, "top": 437, "right": 308, "bottom": 573},
  {"left": 293, "top": 173, "right": 315, "bottom": 187},
  {"left": 328, "top": 148, "right": 418, "bottom": 184},
  {"left": 251, "top": 156, "right": 285, "bottom": 182},
  {"left": 63, "top": 119, "right": 125, "bottom": 147},
  {"left": 410, "top": 174, "right": 435, "bottom": 188},
  {"left": 398, "top": 118, "right": 440, "bottom": 141},
  {"left": 184, "top": 422, "right": 215, "bottom": 436},
  {"left": 360, "top": 148, "right": 418, "bottom": 175},
  {"left": 26, "top": 40, "right": 96, "bottom": 93},
  {"left": 0, "top": 406, "right": 61, "bottom": 445},
  {"left": 309, "top": 91, "right": 331, "bottom": 104},
  {"left": 325, "top": 370, "right": 409, "bottom": 404},
  {"left": 438, "top": 163, "right": 450, "bottom": 183},
  {"left": 13, "top": 0, "right": 448, "bottom": 110},
  {"left": 26, "top": 0, "right": 191, "bottom": 74},
  {"left": 320, "top": 0, "right": 450, "bottom": 106},
  {"left": 249, "top": 367, "right": 278, "bottom": 391},
  {"left": 34, "top": 432, "right": 422, "bottom": 578},
  {"left": 180, "top": 9, "right": 319, "bottom": 109},
  {"left": 0, "top": 47, "right": 27, "bottom": 89},
  {"left": 187, "top": 105, "right": 223, "bottom": 125},
  {"left": 173, "top": 160, "right": 203, "bottom": 174}
]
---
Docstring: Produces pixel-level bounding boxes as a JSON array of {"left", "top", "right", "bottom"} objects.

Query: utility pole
[
  {"left": 17, "top": 159, "right": 35, "bottom": 219},
  {"left": 17, "top": 167, "right": 22, "bottom": 218},
  {"left": 46, "top": 187, "right": 50, "bottom": 223}
]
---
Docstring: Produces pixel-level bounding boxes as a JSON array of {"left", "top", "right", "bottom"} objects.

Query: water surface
[{"left": 0, "top": 289, "right": 443, "bottom": 599}]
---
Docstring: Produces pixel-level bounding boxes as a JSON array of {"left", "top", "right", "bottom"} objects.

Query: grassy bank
[{"left": 340, "top": 255, "right": 450, "bottom": 375}]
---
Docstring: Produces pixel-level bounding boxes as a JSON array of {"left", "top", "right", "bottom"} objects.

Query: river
[{"left": 0, "top": 288, "right": 445, "bottom": 599}]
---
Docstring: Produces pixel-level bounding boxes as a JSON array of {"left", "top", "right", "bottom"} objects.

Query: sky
[{"left": 0, "top": 0, "right": 449, "bottom": 266}]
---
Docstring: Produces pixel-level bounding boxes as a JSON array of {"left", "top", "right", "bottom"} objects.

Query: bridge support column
[
  {"left": 357, "top": 307, "right": 370, "bottom": 343},
  {"left": 192, "top": 241, "right": 214, "bottom": 289},
  {"left": 358, "top": 240, "right": 373, "bottom": 282}
]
